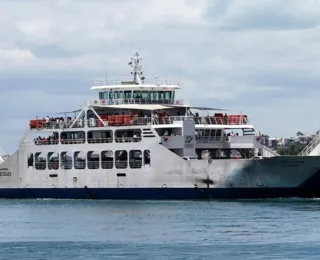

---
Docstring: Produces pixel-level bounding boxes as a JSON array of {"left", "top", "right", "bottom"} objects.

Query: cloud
[
  {"left": 0, "top": 0, "right": 320, "bottom": 153},
  {"left": 205, "top": 0, "right": 320, "bottom": 30}
]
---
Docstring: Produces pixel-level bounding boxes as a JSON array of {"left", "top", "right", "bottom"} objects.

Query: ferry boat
[{"left": 1, "top": 52, "right": 320, "bottom": 199}]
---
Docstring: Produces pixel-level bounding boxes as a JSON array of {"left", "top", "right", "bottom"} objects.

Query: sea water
[{"left": 0, "top": 199, "right": 319, "bottom": 259}]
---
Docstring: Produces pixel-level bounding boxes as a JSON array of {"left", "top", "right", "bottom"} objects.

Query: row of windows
[
  {"left": 28, "top": 150, "right": 151, "bottom": 170},
  {"left": 35, "top": 129, "right": 142, "bottom": 146},
  {"left": 99, "top": 90, "right": 174, "bottom": 100}
]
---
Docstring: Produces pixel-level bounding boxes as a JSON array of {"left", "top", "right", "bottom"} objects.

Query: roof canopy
[
  {"left": 54, "top": 109, "right": 82, "bottom": 114},
  {"left": 91, "top": 84, "right": 180, "bottom": 91},
  {"left": 92, "top": 104, "right": 173, "bottom": 111},
  {"left": 188, "top": 106, "right": 228, "bottom": 111}
]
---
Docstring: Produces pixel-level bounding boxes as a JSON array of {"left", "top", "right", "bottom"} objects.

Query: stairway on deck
[
  {"left": 260, "top": 145, "right": 280, "bottom": 157},
  {"left": 299, "top": 132, "right": 320, "bottom": 156}
]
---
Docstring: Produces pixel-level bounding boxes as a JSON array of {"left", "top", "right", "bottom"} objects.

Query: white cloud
[{"left": 0, "top": 0, "right": 320, "bottom": 152}]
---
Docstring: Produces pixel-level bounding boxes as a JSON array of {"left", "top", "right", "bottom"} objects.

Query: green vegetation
[{"left": 276, "top": 143, "right": 307, "bottom": 156}]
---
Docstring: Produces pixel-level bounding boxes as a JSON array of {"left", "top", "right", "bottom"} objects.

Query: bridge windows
[
  {"left": 99, "top": 92, "right": 109, "bottom": 100},
  {"left": 61, "top": 131, "right": 85, "bottom": 144},
  {"left": 124, "top": 91, "right": 132, "bottom": 98},
  {"left": 74, "top": 151, "right": 86, "bottom": 170},
  {"left": 87, "top": 130, "right": 113, "bottom": 143},
  {"left": 98, "top": 90, "right": 176, "bottom": 104},
  {"left": 101, "top": 150, "right": 113, "bottom": 169},
  {"left": 87, "top": 151, "right": 100, "bottom": 170},
  {"left": 115, "top": 150, "right": 127, "bottom": 169},
  {"left": 35, "top": 152, "right": 46, "bottom": 170},
  {"left": 113, "top": 91, "right": 124, "bottom": 99},
  {"left": 48, "top": 152, "right": 59, "bottom": 170},
  {"left": 129, "top": 150, "right": 142, "bottom": 169}
]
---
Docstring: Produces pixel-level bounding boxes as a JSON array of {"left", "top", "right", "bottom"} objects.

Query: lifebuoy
[
  {"left": 94, "top": 100, "right": 97, "bottom": 104},
  {"left": 176, "top": 100, "right": 179, "bottom": 105},
  {"left": 101, "top": 99, "right": 106, "bottom": 105}
]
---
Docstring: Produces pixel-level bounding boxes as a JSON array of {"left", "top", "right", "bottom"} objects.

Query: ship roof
[
  {"left": 188, "top": 106, "right": 228, "bottom": 111},
  {"left": 91, "top": 83, "right": 180, "bottom": 91},
  {"left": 91, "top": 104, "right": 174, "bottom": 110}
]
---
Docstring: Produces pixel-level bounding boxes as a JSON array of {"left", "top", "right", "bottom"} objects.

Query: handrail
[
  {"left": 298, "top": 132, "right": 320, "bottom": 156},
  {"left": 195, "top": 136, "right": 223, "bottom": 143},
  {"left": 261, "top": 145, "right": 280, "bottom": 157},
  {"left": 88, "top": 138, "right": 113, "bottom": 144},
  {"left": 29, "top": 115, "right": 249, "bottom": 132},
  {"left": 89, "top": 98, "right": 184, "bottom": 106},
  {"left": 93, "top": 77, "right": 180, "bottom": 86}
]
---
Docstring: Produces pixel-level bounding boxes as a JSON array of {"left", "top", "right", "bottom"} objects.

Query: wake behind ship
[{"left": 1, "top": 52, "right": 320, "bottom": 200}]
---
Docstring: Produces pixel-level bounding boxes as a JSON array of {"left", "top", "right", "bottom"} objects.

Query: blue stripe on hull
[{"left": 0, "top": 188, "right": 319, "bottom": 199}]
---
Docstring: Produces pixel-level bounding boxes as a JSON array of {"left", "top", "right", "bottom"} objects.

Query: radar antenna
[{"left": 128, "top": 52, "right": 145, "bottom": 84}]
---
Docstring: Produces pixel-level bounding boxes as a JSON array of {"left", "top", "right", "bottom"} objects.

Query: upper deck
[{"left": 27, "top": 52, "right": 252, "bottom": 133}]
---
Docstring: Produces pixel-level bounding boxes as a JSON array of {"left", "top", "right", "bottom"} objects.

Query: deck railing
[
  {"left": 29, "top": 115, "right": 249, "bottom": 131},
  {"left": 93, "top": 77, "right": 180, "bottom": 86},
  {"left": 88, "top": 98, "right": 184, "bottom": 106},
  {"left": 33, "top": 137, "right": 143, "bottom": 146}
]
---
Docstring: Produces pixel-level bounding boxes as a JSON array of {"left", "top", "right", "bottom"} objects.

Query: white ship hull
[{"left": 0, "top": 145, "right": 320, "bottom": 199}]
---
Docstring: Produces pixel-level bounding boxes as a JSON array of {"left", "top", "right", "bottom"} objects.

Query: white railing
[
  {"left": 29, "top": 115, "right": 250, "bottom": 132},
  {"left": 261, "top": 145, "right": 280, "bottom": 157},
  {"left": 298, "top": 132, "right": 320, "bottom": 156},
  {"left": 88, "top": 98, "right": 184, "bottom": 106},
  {"left": 0, "top": 147, "right": 8, "bottom": 162},
  {"left": 195, "top": 136, "right": 223, "bottom": 143},
  {"left": 93, "top": 77, "right": 180, "bottom": 86}
]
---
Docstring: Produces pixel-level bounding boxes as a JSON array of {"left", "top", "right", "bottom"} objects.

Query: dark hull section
[{"left": 0, "top": 187, "right": 319, "bottom": 200}]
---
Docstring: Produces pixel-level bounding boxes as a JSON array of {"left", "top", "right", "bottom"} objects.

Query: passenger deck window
[
  {"left": 27, "top": 153, "right": 34, "bottom": 168},
  {"left": 87, "top": 151, "right": 100, "bottom": 170},
  {"left": 61, "top": 151, "right": 73, "bottom": 170},
  {"left": 129, "top": 150, "right": 142, "bottom": 169},
  {"left": 144, "top": 150, "right": 150, "bottom": 166},
  {"left": 101, "top": 150, "right": 113, "bottom": 169},
  {"left": 74, "top": 151, "right": 86, "bottom": 170},
  {"left": 115, "top": 150, "right": 128, "bottom": 169},
  {"left": 35, "top": 152, "right": 46, "bottom": 170},
  {"left": 48, "top": 152, "right": 59, "bottom": 170}
]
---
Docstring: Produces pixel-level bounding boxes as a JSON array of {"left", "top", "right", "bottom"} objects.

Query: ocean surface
[{"left": 0, "top": 199, "right": 320, "bottom": 259}]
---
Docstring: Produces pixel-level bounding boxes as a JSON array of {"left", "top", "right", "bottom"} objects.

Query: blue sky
[{"left": 0, "top": 0, "right": 320, "bottom": 153}]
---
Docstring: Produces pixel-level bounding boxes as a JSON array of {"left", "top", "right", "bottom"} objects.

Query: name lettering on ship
[{"left": 0, "top": 168, "right": 11, "bottom": 177}]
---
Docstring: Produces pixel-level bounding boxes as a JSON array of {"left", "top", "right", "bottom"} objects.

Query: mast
[{"left": 128, "top": 52, "right": 145, "bottom": 84}]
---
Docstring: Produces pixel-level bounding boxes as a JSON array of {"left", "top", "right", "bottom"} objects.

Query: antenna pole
[{"left": 128, "top": 52, "right": 144, "bottom": 84}]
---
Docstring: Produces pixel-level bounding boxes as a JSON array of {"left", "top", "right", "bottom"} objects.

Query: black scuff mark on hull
[{"left": 84, "top": 185, "right": 96, "bottom": 199}]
